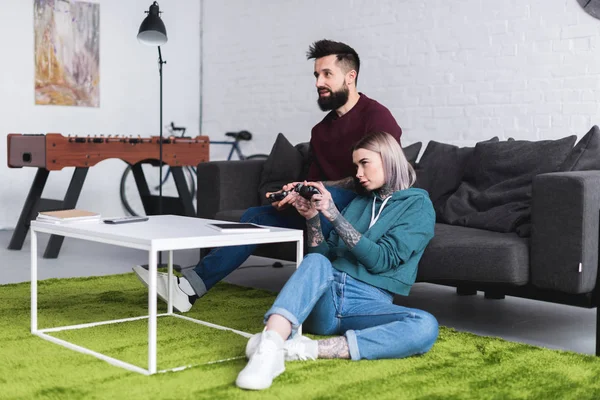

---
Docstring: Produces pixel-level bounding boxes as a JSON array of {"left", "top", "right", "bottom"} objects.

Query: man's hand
[
  {"left": 265, "top": 190, "right": 292, "bottom": 211},
  {"left": 282, "top": 181, "right": 302, "bottom": 192},
  {"left": 270, "top": 181, "right": 304, "bottom": 211},
  {"left": 266, "top": 182, "right": 302, "bottom": 211}
]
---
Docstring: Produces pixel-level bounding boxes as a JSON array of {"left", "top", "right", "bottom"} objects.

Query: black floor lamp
[
  {"left": 138, "top": 2, "right": 172, "bottom": 269},
  {"left": 138, "top": 1, "right": 167, "bottom": 216}
]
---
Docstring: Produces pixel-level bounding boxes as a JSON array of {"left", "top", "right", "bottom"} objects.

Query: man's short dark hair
[{"left": 307, "top": 39, "right": 360, "bottom": 83}]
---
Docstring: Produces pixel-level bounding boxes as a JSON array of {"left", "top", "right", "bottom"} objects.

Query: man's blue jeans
[
  {"left": 264, "top": 254, "right": 439, "bottom": 360},
  {"left": 182, "top": 187, "right": 357, "bottom": 296}
]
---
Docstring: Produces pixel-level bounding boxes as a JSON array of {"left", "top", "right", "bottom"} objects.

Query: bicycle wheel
[
  {"left": 245, "top": 154, "right": 269, "bottom": 160},
  {"left": 119, "top": 163, "right": 197, "bottom": 216}
]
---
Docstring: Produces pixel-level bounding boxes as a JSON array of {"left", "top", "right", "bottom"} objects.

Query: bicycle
[{"left": 119, "top": 122, "right": 269, "bottom": 216}]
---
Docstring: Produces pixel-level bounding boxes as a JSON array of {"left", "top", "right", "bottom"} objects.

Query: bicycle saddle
[{"left": 225, "top": 130, "right": 252, "bottom": 141}]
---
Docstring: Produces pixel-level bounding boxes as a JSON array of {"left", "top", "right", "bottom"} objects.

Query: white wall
[
  {"left": 0, "top": 0, "right": 200, "bottom": 229},
  {"left": 4, "top": 0, "right": 600, "bottom": 229},
  {"left": 201, "top": 0, "right": 600, "bottom": 154}
]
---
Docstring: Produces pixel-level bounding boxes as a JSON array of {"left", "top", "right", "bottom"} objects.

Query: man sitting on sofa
[{"left": 133, "top": 39, "right": 403, "bottom": 312}]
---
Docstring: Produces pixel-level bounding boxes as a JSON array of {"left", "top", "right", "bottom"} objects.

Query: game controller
[
  {"left": 267, "top": 191, "right": 290, "bottom": 202},
  {"left": 294, "top": 183, "right": 321, "bottom": 199},
  {"left": 267, "top": 183, "right": 321, "bottom": 203}
]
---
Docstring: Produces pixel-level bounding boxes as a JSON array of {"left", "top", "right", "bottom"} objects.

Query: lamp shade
[{"left": 137, "top": 2, "right": 167, "bottom": 46}]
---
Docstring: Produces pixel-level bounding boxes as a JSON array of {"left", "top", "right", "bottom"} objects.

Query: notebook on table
[
  {"left": 207, "top": 223, "right": 270, "bottom": 233},
  {"left": 37, "top": 209, "right": 101, "bottom": 224}
]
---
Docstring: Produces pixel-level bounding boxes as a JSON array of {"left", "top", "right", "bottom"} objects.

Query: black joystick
[
  {"left": 267, "top": 183, "right": 321, "bottom": 203},
  {"left": 267, "top": 191, "right": 289, "bottom": 202},
  {"left": 294, "top": 183, "right": 320, "bottom": 200}
]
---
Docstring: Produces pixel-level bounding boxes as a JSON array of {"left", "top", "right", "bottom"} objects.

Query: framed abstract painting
[{"left": 34, "top": 0, "right": 100, "bottom": 107}]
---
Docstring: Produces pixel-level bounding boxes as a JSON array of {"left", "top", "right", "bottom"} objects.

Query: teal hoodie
[{"left": 308, "top": 188, "right": 435, "bottom": 295}]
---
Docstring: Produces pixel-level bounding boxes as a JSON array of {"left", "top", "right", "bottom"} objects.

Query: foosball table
[{"left": 7, "top": 133, "right": 209, "bottom": 258}]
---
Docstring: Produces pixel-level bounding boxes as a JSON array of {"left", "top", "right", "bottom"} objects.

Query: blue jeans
[
  {"left": 264, "top": 254, "right": 439, "bottom": 360},
  {"left": 182, "top": 187, "right": 358, "bottom": 296}
]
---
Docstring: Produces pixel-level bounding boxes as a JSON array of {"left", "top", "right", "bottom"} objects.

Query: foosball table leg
[
  {"left": 8, "top": 167, "right": 89, "bottom": 259},
  {"left": 8, "top": 168, "right": 50, "bottom": 251},
  {"left": 170, "top": 167, "right": 196, "bottom": 217},
  {"left": 43, "top": 167, "right": 88, "bottom": 259}
]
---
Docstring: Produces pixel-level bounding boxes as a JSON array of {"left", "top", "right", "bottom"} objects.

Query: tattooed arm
[
  {"left": 306, "top": 214, "right": 325, "bottom": 247},
  {"left": 310, "top": 182, "right": 363, "bottom": 250},
  {"left": 290, "top": 193, "right": 327, "bottom": 248},
  {"left": 330, "top": 211, "right": 362, "bottom": 249},
  {"left": 324, "top": 184, "right": 395, "bottom": 249}
]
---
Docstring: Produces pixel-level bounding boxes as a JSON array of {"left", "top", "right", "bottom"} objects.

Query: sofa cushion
[
  {"left": 414, "top": 137, "right": 499, "bottom": 214},
  {"left": 258, "top": 133, "right": 304, "bottom": 205},
  {"left": 417, "top": 224, "right": 529, "bottom": 285},
  {"left": 439, "top": 135, "right": 577, "bottom": 236},
  {"left": 560, "top": 125, "right": 600, "bottom": 172},
  {"left": 403, "top": 142, "right": 422, "bottom": 167},
  {"left": 295, "top": 142, "right": 312, "bottom": 181}
]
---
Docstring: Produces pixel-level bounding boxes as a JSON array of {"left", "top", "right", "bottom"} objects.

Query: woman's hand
[
  {"left": 292, "top": 191, "right": 318, "bottom": 220},
  {"left": 308, "top": 182, "right": 340, "bottom": 222}
]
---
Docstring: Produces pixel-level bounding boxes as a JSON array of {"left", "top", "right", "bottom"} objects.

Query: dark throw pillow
[
  {"left": 440, "top": 135, "right": 577, "bottom": 237},
  {"left": 295, "top": 142, "right": 312, "bottom": 181},
  {"left": 402, "top": 142, "right": 422, "bottom": 167},
  {"left": 414, "top": 137, "right": 499, "bottom": 215},
  {"left": 560, "top": 126, "right": 600, "bottom": 172},
  {"left": 258, "top": 133, "right": 304, "bottom": 205}
]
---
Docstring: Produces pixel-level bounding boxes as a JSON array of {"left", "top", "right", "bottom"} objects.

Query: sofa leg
[
  {"left": 456, "top": 286, "right": 477, "bottom": 296},
  {"left": 484, "top": 291, "right": 505, "bottom": 300},
  {"left": 596, "top": 307, "right": 600, "bottom": 356}
]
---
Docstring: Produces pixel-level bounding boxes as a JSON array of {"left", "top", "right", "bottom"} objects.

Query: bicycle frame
[{"left": 209, "top": 140, "right": 244, "bottom": 160}]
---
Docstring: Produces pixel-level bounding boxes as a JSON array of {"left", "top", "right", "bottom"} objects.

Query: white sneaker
[
  {"left": 132, "top": 265, "right": 168, "bottom": 295},
  {"left": 132, "top": 265, "right": 196, "bottom": 312},
  {"left": 246, "top": 332, "right": 318, "bottom": 361},
  {"left": 236, "top": 330, "right": 285, "bottom": 390}
]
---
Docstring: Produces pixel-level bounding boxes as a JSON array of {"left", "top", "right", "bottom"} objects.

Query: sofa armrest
[
  {"left": 531, "top": 171, "right": 600, "bottom": 294},
  {"left": 196, "top": 159, "right": 266, "bottom": 219}
]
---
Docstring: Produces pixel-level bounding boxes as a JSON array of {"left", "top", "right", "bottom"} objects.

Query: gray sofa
[{"left": 197, "top": 128, "right": 600, "bottom": 355}]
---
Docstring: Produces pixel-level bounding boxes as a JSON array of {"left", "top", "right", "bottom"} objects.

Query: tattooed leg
[{"left": 317, "top": 336, "right": 350, "bottom": 359}]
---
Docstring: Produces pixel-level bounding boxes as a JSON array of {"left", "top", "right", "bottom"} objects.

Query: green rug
[{"left": 2, "top": 274, "right": 600, "bottom": 399}]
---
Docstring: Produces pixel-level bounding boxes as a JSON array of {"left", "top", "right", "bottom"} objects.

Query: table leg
[
  {"left": 296, "top": 236, "right": 304, "bottom": 336},
  {"left": 148, "top": 250, "right": 157, "bottom": 374},
  {"left": 167, "top": 251, "right": 173, "bottom": 315},
  {"left": 31, "top": 229, "right": 38, "bottom": 333}
]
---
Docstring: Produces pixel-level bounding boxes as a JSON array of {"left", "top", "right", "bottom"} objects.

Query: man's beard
[{"left": 317, "top": 84, "right": 349, "bottom": 111}]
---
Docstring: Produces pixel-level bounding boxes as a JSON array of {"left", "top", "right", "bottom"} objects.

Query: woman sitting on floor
[{"left": 236, "top": 131, "right": 438, "bottom": 391}]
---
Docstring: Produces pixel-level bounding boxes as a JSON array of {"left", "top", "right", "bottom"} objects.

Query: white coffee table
[{"left": 30, "top": 215, "right": 304, "bottom": 375}]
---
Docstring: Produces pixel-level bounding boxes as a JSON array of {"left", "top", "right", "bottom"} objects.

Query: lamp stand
[
  {"left": 158, "top": 46, "right": 165, "bottom": 216},
  {"left": 140, "top": 47, "right": 182, "bottom": 272},
  {"left": 157, "top": 46, "right": 173, "bottom": 269}
]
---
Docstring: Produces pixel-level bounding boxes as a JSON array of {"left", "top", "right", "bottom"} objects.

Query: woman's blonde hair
[{"left": 352, "top": 132, "right": 416, "bottom": 191}]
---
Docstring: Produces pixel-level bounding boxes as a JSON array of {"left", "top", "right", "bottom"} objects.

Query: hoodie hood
[{"left": 372, "top": 187, "right": 430, "bottom": 202}]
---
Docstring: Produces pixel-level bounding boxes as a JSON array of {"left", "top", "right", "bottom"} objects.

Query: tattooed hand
[
  {"left": 292, "top": 192, "right": 318, "bottom": 220},
  {"left": 308, "top": 182, "right": 340, "bottom": 222}
]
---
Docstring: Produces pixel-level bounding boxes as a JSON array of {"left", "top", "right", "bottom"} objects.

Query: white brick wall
[
  {"left": 202, "top": 0, "right": 600, "bottom": 156},
  {"left": 0, "top": 0, "right": 201, "bottom": 229}
]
